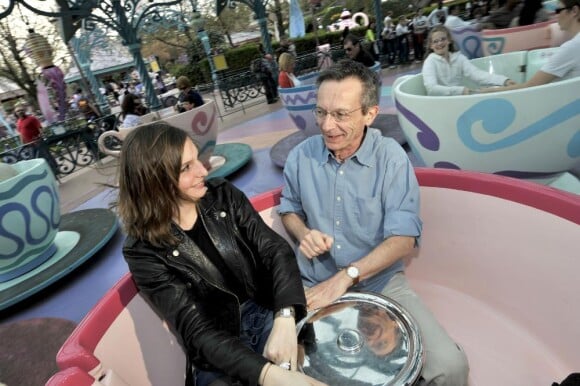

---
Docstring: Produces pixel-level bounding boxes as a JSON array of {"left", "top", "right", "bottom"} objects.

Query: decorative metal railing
[
  {"left": 212, "top": 45, "right": 347, "bottom": 117},
  {"left": 217, "top": 69, "right": 266, "bottom": 113},
  {"left": 0, "top": 115, "right": 117, "bottom": 179}
]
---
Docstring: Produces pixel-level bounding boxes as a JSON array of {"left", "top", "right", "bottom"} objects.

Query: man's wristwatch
[
  {"left": 274, "top": 306, "right": 295, "bottom": 319},
  {"left": 346, "top": 264, "right": 360, "bottom": 286}
]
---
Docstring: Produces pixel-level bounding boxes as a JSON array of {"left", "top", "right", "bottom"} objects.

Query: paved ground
[{"left": 57, "top": 95, "right": 293, "bottom": 213}]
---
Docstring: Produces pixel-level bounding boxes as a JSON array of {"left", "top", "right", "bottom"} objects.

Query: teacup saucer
[
  {"left": 207, "top": 143, "right": 252, "bottom": 179},
  {"left": 0, "top": 208, "right": 118, "bottom": 311}
]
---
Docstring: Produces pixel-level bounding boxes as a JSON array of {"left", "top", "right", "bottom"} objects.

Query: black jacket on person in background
[
  {"left": 123, "top": 178, "right": 307, "bottom": 386},
  {"left": 355, "top": 48, "right": 376, "bottom": 67}
]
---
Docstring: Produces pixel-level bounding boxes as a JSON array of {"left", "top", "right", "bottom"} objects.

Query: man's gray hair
[{"left": 316, "top": 60, "right": 380, "bottom": 112}]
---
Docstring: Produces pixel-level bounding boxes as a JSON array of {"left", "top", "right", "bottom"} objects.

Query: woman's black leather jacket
[{"left": 123, "top": 178, "right": 306, "bottom": 386}]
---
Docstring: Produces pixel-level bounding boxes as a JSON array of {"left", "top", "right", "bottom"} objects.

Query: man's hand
[
  {"left": 299, "top": 229, "right": 333, "bottom": 259},
  {"left": 263, "top": 317, "right": 298, "bottom": 370},
  {"left": 305, "top": 271, "right": 351, "bottom": 310}
]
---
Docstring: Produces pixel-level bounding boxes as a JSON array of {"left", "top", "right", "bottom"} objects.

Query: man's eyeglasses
[
  {"left": 313, "top": 106, "right": 363, "bottom": 122},
  {"left": 554, "top": 5, "right": 573, "bottom": 13}
]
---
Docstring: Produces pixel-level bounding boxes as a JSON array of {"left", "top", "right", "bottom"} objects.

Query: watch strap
[{"left": 274, "top": 306, "right": 295, "bottom": 319}]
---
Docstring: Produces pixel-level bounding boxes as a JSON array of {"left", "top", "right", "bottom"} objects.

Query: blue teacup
[{"left": 0, "top": 159, "right": 60, "bottom": 282}]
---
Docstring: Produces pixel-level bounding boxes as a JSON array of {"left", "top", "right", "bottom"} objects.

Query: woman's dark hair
[
  {"left": 518, "top": 0, "right": 543, "bottom": 25},
  {"left": 117, "top": 122, "right": 192, "bottom": 247},
  {"left": 120, "top": 93, "right": 141, "bottom": 119}
]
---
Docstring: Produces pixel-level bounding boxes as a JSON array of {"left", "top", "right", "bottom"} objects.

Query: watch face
[{"left": 347, "top": 266, "right": 359, "bottom": 278}]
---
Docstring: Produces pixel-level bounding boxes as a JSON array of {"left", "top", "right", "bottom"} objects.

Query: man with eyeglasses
[
  {"left": 278, "top": 60, "right": 469, "bottom": 385},
  {"left": 343, "top": 34, "right": 375, "bottom": 67}
]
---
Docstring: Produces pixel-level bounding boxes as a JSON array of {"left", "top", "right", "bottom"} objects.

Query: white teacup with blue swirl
[{"left": 0, "top": 159, "right": 60, "bottom": 282}]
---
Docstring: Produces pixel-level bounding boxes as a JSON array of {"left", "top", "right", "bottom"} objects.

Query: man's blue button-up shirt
[{"left": 278, "top": 128, "right": 422, "bottom": 293}]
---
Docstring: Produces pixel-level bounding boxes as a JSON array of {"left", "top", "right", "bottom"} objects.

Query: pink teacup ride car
[
  {"left": 450, "top": 11, "right": 572, "bottom": 60},
  {"left": 98, "top": 100, "right": 252, "bottom": 178},
  {"left": 393, "top": 48, "right": 580, "bottom": 184},
  {"left": 48, "top": 168, "right": 579, "bottom": 386},
  {"left": 273, "top": 61, "right": 382, "bottom": 167},
  {"left": 481, "top": 19, "right": 572, "bottom": 56}
]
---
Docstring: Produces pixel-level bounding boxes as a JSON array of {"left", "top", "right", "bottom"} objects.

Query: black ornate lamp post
[{"left": 216, "top": 0, "right": 272, "bottom": 54}]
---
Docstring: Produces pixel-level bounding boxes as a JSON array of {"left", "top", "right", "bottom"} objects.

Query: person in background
[
  {"left": 154, "top": 73, "right": 167, "bottom": 94},
  {"left": 411, "top": 8, "right": 429, "bottom": 62},
  {"left": 278, "top": 59, "right": 470, "bottom": 386},
  {"left": 422, "top": 25, "right": 516, "bottom": 95},
  {"left": 119, "top": 94, "right": 144, "bottom": 129},
  {"left": 117, "top": 122, "right": 326, "bottom": 386},
  {"left": 428, "top": 0, "right": 449, "bottom": 27},
  {"left": 395, "top": 16, "right": 411, "bottom": 65},
  {"left": 278, "top": 52, "right": 302, "bottom": 88},
  {"left": 14, "top": 104, "right": 42, "bottom": 144},
  {"left": 365, "top": 21, "right": 379, "bottom": 60},
  {"left": 445, "top": 5, "right": 472, "bottom": 29},
  {"left": 181, "top": 92, "right": 204, "bottom": 111},
  {"left": 176, "top": 76, "right": 204, "bottom": 111},
  {"left": 510, "top": 0, "right": 550, "bottom": 26},
  {"left": 343, "top": 34, "right": 375, "bottom": 67},
  {"left": 481, "top": 0, "right": 523, "bottom": 29},
  {"left": 484, "top": 0, "right": 580, "bottom": 91},
  {"left": 70, "top": 88, "right": 83, "bottom": 110},
  {"left": 78, "top": 97, "right": 100, "bottom": 122},
  {"left": 382, "top": 19, "right": 398, "bottom": 68},
  {"left": 383, "top": 11, "right": 393, "bottom": 27},
  {"left": 252, "top": 53, "right": 279, "bottom": 104}
]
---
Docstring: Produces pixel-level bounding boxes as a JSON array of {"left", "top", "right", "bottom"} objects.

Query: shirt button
[
  {"left": 336, "top": 196, "right": 341, "bottom": 201},
  {"left": 337, "top": 245, "right": 341, "bottom": 249},
  {"left": 172, "top": 250, "right": 180, "bottom": 257},
  {"left": 219, "top": 211, "right": 227, "bottom": 218},
  {"left": 336, "top": 220, "right": 340, "bottom": 226},
  {"left": 339, "top": 170, "right": 344, "bottom": 175}
]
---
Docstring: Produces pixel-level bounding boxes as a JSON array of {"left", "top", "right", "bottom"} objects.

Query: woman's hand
[
  {"left": 263, "top": 316, "right": 298, "bottom": 370},
  {"left": 262, "top": 364, "right": 328, "bottom": 386}
]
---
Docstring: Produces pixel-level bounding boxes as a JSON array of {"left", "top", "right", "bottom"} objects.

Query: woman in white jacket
[{"left": 422, "top": 26, "right": 516, "bottom": 95}]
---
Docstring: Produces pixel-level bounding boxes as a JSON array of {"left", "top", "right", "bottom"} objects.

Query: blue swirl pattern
[
  {"left": 0, "top": 179, "right": 59, "bottom": 263},
  {"left": 483, "top": 37, "right": 505, "bottom": 55},
  {"left": 457, "top": 98, "right": 580, "bottom": 156}
]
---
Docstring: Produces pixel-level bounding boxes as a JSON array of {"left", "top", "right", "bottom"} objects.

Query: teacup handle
[{"left": 98, "top": 131, "right": 123, "bottom": 157}]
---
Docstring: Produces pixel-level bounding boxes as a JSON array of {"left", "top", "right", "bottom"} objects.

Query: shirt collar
[{"left": 319, "top": 127, "right": 374, "bottom": 167}]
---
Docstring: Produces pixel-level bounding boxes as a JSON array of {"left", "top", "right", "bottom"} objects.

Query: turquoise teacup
[{"left": 0, "top": 159, "right": 60, "bottom": 282}]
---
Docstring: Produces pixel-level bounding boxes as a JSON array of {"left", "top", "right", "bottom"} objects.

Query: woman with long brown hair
[{"left": 117, "top": 122, "right": 325, "bottom": 386}]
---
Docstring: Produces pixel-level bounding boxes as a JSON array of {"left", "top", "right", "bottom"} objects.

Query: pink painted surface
[
  {"left": 45, "top": 366, "right": 97, "bottom": 386},
  {"left": 481, "top": 19, "right": 566, "bottom": 55},
  {"left": 54, "top": 168, "right": 580, "bottom": 386}
]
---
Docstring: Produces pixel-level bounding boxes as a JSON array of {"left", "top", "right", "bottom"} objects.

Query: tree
[{"left": 0, "top": 15, "right": 68, "bottom": 111}]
